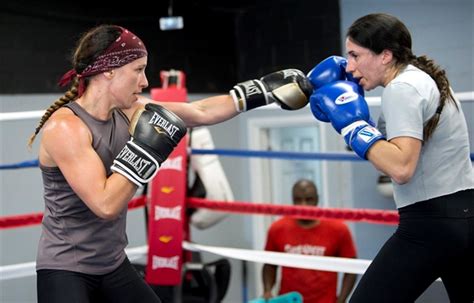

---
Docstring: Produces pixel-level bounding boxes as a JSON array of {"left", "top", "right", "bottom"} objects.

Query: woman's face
[
  {"left": 109, "top": 56, "right": 149, "bottom": 109},
  {"left": 345, "top": 37, "right": 387, "bottom": 91}
]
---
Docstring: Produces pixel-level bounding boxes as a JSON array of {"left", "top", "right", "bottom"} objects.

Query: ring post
[{"left": 145, "top": 70, "right": 188, "bottom": 285}]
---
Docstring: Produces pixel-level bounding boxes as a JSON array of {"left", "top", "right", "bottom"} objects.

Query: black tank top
[{"left": 36, "top": 102, "right": 131, "bottom": 274}]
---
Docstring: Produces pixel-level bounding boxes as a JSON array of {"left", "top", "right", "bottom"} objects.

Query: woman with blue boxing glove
[{"left": 308, "top": 13, "right": 474, "bottom": 303}]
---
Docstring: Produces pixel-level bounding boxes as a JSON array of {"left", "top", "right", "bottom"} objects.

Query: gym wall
[{"left": 0, "top": 0, "right": 341, "bottom": 94}]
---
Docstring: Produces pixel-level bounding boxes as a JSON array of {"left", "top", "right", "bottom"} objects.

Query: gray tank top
[{"left": 36, "top": 102, "right": 131, "bottom": 274}]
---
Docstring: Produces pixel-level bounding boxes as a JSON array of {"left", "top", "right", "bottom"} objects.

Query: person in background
[
  {"left": 29, "top": 24, "right": 313, "bottom": 303},
  {"left": 308, "top": 13, "right": 474, "bottom": 302},
  {"left": 262, "top": 179, "right": 357, "bottom": 303}
]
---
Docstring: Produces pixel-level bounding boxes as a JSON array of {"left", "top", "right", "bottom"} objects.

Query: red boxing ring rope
[
  {"left": 0, "top": 196, "right": 147, "bottom": 229},
  {"left": 0, "top": 212, "right": 43, "bottom": 229},
  {"left": 0, "top": 195, "right": 399, "bottom": 229},
  {"left": 187, "top": 197, "right": 399, "bottom": 225}
]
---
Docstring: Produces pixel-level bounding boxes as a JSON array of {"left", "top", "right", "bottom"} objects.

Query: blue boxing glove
[
  {"left": 310, "top": 81, "right": 384, "bottom": 159},
  {"left": 307, "top": 55, "right": 363, "bottom": 93},
  {"left": 307, "top": 56, "right": 364, "bottom": 122}
]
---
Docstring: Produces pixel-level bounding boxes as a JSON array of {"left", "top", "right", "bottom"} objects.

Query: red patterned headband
[{"left": 58, "top": 26, "right": 148, "bottom": 97}]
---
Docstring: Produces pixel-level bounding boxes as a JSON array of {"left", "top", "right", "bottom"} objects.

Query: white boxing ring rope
[
  {"left": 0, "top": 91, "right": 473, "bottom": 122},
  {"left": 0, "top": 245, "right": 149, "bottom": 281},
  {"left": 182, "top": 242, "right": 371, "bottom": 275},
  {"left": 3, "top": 241, "right": 446, "bottom": 282},
  {"left": 364, "top": 91, "right": 473, "bottom": 106},
  {"left": 0, "top": 242, "right": 372, "bottom": 281}
]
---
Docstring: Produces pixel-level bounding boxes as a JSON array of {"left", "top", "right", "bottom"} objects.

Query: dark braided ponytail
[{"left": 411, "top": 55, "right": 457, "bottom": 140}]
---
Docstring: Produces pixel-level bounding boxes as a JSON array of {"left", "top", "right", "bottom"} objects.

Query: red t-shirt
[{"left": 264, "top": 217, "right": 357, "bottom": 303}]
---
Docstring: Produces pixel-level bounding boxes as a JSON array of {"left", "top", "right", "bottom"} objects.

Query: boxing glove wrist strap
[
  {"left": 342, "top": 121, "right": 384, "bottom": 160},
  {"left": 230, "top": 79, "right": 270, "bottom": 112},
  {"left": 341, "top": 120, "right": 370, "bottom": 138},
  {"left": 111, "top": 139, "right": 160, "bottom": 187}
]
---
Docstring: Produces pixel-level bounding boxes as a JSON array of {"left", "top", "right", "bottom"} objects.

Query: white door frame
[{"left": 245, "top": 111, "right": 332, "bottom": 296}]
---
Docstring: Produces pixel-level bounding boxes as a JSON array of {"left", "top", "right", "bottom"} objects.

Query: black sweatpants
[
  {"left": 37, "top": 258, "right": 161, "bottom": 303},
  {"left": 350, "top": 189, "right": 474, "bottom": 303}
]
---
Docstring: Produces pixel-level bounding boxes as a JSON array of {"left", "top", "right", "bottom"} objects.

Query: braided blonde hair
[{"left": 27, "top": 80, "right": 79, "bottom": 148}]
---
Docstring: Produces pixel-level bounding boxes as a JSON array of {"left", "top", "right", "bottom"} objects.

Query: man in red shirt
[{"left": 262, "top": 179, "right": 357, "bottom": 303}]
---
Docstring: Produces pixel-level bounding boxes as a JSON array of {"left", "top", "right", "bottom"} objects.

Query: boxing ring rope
[
  {"left": 186, "top": 198, "right": 399, "bottom": 225},
  {"left": 1, "top": 94, "right": 472, "bottom": 285},
  {"left": 0, "top": 245, "right": 150, "bottom": 281},
  {"left": 2, "top": 148, "right": 473, "bottom": 171},
  {"left": 0, "top": 195, "right": 398, "bottom": 230},
  {"left": 1, "top": 241, "right": 372, "bottom": 281},
  {"left": 0, "top": 196, "right": 147, "bottom": 229},
  {"left": 183, "top": 242, "right": 370, "bottom": 275},
  {"left": 1, "top": 91, "right": 473, "bottom": 122},
  {"left": 0, "top": 151, "right": 363, "bottom": 171}
]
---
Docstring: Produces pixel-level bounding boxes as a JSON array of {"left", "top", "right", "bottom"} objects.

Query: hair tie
[{"left": 58, "top": 69, "right": 78, "bottom": 87}]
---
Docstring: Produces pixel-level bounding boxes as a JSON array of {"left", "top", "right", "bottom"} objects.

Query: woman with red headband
[{"left": 29, "top": 25, "right": 313, "bottom": 303}]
